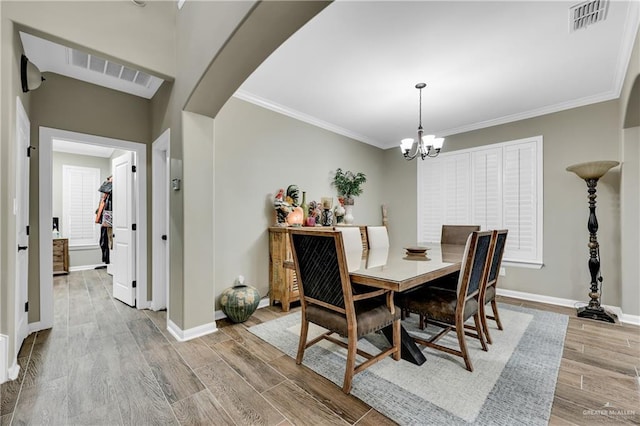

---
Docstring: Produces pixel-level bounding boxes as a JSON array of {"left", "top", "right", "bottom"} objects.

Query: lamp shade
[
  {"left": 21, "top": 55, "right": 44, "bottom": 93},
  {"left": 400, "top": 138, "right": 414, "bottom": 152},
  {"left": 566, "top": 161, "right": 619, "bottom": 180}
]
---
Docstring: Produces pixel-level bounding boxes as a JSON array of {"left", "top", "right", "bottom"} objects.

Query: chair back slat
[
  {"left": 290, "top": 231, "right": 346, "bottom": 309},
  {"left": 488, "top": 230, "right": 508, "bottom": 284}
]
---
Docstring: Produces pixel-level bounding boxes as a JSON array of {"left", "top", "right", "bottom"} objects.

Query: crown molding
[{"left": 233, "top": 90, "right": 386, "bottom": 149}]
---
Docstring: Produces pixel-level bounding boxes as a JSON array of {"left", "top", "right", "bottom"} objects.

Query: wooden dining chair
[
  {"left": 289, "top": 229, "right": 401, "bottom": 394},
  {"left": 480, "top": 229, "right": 508, "bottom": 344},
  {"left": 397, "top": 231, "right": 496, "bottom": 372},
  {"left": 366, "top": 225, "right": 389, "bottom": 249},
  {"left": 441, "top": 225, "right": 481, "bottom": 245}
]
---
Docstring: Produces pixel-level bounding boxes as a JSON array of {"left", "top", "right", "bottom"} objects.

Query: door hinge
[
  {"left": 26, "top": 225, "right": 29, "bottom": 236},
  {"left": 132, "top": 281, "right": 137, "bottom": 288},
  {"left": 132, "top": 165, "right": 137, "bottom": 173},
  {"left": 27, "top": 146, "right": 36, "bottom": 157},
  {"left": 25, "top": 301, "right": 28, "bottom": 312},
  {"left": 132, "top": 224, "right": 137, "bottom": 231}
]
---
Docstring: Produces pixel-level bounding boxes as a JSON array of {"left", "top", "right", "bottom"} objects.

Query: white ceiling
[{"left": 236, "top": 0, "right": 640, "bottom": 150}]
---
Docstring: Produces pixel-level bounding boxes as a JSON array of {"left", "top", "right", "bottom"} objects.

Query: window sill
[{"left": 503, "top": 260, "right": 543, "bottom": 270}]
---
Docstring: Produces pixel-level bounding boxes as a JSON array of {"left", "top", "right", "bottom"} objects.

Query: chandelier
[{"left": 399, "top": 83, "right": 444, "bottom": 161}]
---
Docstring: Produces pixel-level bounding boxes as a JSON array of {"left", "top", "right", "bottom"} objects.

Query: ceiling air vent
[
  {"left": 570, "top": 0, "right": 608, "bottom": 32},
  {"left": 66, "top": 47, "right": 153, "bottom": 88}
]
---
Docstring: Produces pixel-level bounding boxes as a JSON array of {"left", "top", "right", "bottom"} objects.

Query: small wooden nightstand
[{"left": 53, "top": 238, "right": 69, "bottom": 275}]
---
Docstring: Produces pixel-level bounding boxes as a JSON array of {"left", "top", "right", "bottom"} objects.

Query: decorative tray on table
[{"left": 403, "top": 246, "right": 430, "bottom": 260}]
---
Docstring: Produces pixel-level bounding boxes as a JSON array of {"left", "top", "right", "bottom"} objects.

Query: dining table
[
  {"left": 347, "top": 243, "right": 466, "bottom": 365},
  {"left": 284, "top": 242, "right": 466, "bottom": 365}
]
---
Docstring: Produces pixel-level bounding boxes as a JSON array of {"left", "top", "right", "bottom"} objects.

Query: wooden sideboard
[
  {"left": 53, "top": 238, "right": 70, "bottom": 275},
  {"left": 268, "top": 225, "right": 368, "bottom": 311}
]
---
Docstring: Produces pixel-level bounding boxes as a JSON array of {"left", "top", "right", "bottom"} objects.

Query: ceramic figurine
[
  {"left": 286, "top": 184, "right": 301, "bottom": 207},
  {"left": 274, "top": 188, "right": 292, "bottom": 226}
]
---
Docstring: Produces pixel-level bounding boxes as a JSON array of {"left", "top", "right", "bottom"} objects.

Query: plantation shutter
[
  {"left": 502, "top": 141, "right": 539, "bottom": 262},
  {"left": 62, "top": 165, "right": 101, "bottom": 246},
  {"left": 471, "top": 147, "right": 502, "bottom": 231},
  {"left": 416, "top": 136, "right": 542, "bottom": 265}
]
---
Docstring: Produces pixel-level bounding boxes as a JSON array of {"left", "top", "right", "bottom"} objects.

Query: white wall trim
[
  {"left": 7, "top": 361, "right": 20, "bottom": 381},
  {"left": 497, "top": 288, "right": 640, "bottom": 326},
  {"left": 167, "top": 319, "right": 217, "bottom": 342},
  {"left": 151, "top": 129, "right": 170, "bottom": 312},
  {"left": 0, "top": 334, "right": 7, "bottom": 383},
  {"left": 234, "top": 90, "right": 385, "bottom": 149},
  {"left": 28, "top": 321, "right": 47, "bottom": 333},
  {"left": 39, "top": 127, "right": 148, "bottom": 331},
  {"left": 69, "top": 264, "right": 105, "bottom": 272}
]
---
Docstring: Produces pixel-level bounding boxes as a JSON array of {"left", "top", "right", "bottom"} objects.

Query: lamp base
[{"left": 577, "top": 305, "right": 617, "bottom": 323}]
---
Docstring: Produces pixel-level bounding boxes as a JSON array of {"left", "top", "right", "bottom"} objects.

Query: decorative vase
[
  {"left": 343, "top": 197, "right": 355, "bottom": 225},
  {"left": 321, "top": 209, "right": 334, "bottom": 226},
  {"left": 220, "top": 276, "right": 261, "bottom": 323},
  {"left": 300, "top": 191, "right": 309, "bottom": 224}
]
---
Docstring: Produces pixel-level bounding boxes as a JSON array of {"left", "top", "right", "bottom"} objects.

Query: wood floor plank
[
  {"left": 194, "top": 360, "right": 285, "bottom": 425},
  {"left": 111, "top": 364, "right": 178, "bottom": 426},
  {"left": 172, "top": 339, "right": 222, "bottom": 370},
  {"left": 67, "top": 351, "right": 114, "bottom": 418},
  {"left": 220, "top": 324, "right": 286, "bottom": 363},
  {"left": 563, "top": 347, "right": 638, "bottom": 377},
  {"left": 554, "top": 383, "right": 638, "bottom": 424},
  {"left": 268, "top": 354, "right": 371, "bottom": 425},
  {"left": 198, "top": 330, "right": 232, "bottom": 348},
  {"left": 67, "top": 401, "right": 123, "bottom": 426},
  {"left": 0, "top": 357, "right": 27, "bottom": 416},
  {"left": 212, "top": 339, "right": 286, "bottom": 393},
  {"left": 262, "top": 381, "right": 348, "bottom": 425},
  {"left": 171, "top": 389, "right": 235, "bottom": 426},
  {"left": 127, "top": 317, "right": 171, "bottom": 352},
  {"left": 142, "top": 345, "right": 205, "bottom": 404},
  {"left": 144, "top": 309, "right": 174, "bottom": 341},
  {"left": 11, "top": 375, "right": 69, "bottom": 426},
  {"left": 0, "top": 413, "right": 11, "bottom": 426},
  {"left": 355, "top": 409, "right": 398, "bottom": 426}
]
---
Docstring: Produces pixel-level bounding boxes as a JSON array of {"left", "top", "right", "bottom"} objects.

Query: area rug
[{"left": 249, "top": 304, "right": 568, "bottom": 425}]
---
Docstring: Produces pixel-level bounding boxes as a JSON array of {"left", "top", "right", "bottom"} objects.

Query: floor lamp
[{"left": 566, "top": 160, "right": 619, "bottom": 323}]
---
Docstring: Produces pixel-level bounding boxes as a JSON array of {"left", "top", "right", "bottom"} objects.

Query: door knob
[{"left": 18, "top": 245, "right": 28, "bottom": 251}]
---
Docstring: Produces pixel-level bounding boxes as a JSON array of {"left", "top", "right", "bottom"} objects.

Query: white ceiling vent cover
[
  {"left": 67, "top": 48, "right": 153, "bottom": 88},
  {"left": 570, "top": 0, "right": 608, "bottom": 32}
]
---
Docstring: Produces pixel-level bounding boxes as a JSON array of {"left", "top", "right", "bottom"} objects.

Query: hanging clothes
[{"left": 97, "top": 176, "right": 113, "bottom": 264}]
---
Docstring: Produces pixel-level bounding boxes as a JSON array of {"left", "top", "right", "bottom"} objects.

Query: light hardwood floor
[{"left": 1, "top": 270, "right": 638, "bottom": 425}]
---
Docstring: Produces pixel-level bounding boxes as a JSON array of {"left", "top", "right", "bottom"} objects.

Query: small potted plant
[{"left": 332, "top": 168, "right": 366, "bottom": 224}]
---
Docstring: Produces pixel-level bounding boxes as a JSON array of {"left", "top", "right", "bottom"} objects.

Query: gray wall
[
  {"left": 213, "top": 97, "right": 386, "bottom": 308},
  {"left": 52, "top": 151, "right": 111, "bottom": 268},
  {"left": 384, "top": 100, "right": 623, "bottom": 308}
]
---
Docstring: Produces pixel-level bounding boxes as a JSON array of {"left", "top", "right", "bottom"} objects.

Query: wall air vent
[
  {"left": 67, "top": 47, "right": 153, "bottom": 89},
  {"left": 570, "top": 0, "right": 608, "bottom": 32}
]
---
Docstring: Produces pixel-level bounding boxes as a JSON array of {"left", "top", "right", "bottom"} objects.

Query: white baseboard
[
  {"left": 214, "top": 297, "right": 271, "bottom": 321},
  {"left": 7, "top": 361, "right": 20, "bottom": 381},
  {"left": 497, "top": 288, "right": 640, "bottom": 325},
  {"left": 69, "top": 264, "right": 106, "bottom": 272},
  {"left": 28, "top": 321, "right": 48, "bottom": 333},
  {"left": 167, "top": 319, "right": 217, "bottom": 342},
  {"left": 0, "top": 334, "right": 6, "bottom": 383}
]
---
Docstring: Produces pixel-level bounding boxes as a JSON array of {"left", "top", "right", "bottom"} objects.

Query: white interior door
[
  {"left": 15, "top": 97, "right": 30, "bottom": 353},
  {"left": 112, "top": 151, "right": 136, "bottom": 306}
]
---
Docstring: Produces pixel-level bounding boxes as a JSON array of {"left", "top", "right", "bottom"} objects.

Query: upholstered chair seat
[{"left": 306, "top": 301, "right": 401, "bottom": 338}]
